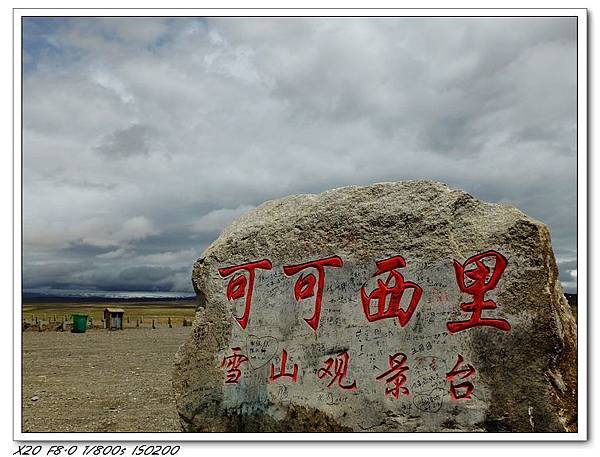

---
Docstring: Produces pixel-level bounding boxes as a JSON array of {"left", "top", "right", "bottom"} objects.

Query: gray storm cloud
[{"left": 22, "top": 16, "right": 578, "bottom": 294}]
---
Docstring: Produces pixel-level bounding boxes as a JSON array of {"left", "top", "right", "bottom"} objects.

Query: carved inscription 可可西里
[{"left": 217, "top": 250, "right": 508, "bottom": 401}]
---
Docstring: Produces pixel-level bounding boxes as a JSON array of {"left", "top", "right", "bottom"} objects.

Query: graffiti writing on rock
[
  {"left": 246, "top": 334, "right": 278, "bottom": 369},
  {"left": 413, "top": 387, "right": 445, "bottom": 413}
]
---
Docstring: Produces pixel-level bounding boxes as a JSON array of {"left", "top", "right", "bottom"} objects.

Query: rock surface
[{"left": 173, "top": 181, "right": 577, "bottom": 433}]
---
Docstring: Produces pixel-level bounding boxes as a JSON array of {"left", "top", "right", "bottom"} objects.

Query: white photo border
[{"left": 13, "top": 7, "right": 588, "bottom": 442}]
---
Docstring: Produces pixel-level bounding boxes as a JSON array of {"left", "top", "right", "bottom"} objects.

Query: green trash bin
[{"left": 71, "top": 314, "right": 88, "bottom": 333}]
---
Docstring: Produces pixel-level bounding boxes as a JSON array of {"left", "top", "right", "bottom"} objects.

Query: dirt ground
[{"left": 22, "top": 327, "right": 192, "bottom": 432}]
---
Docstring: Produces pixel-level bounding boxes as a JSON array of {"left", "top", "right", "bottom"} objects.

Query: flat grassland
[
  {"left": 22, "top": 302, "right": 196, "bottom": 433},
  {"left": 22, "top": 300, "right": 197, "bottom": 328}
]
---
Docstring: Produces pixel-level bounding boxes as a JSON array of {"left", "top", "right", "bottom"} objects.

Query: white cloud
[
  {"left": 116, "top": 216, "right": 159, "bottom": 242},
  {"left": 95, "top": 247, "right": 131, "bottom": 260},
  {"left": 191, "top": 205, "right": 255, "bottom": 234}
]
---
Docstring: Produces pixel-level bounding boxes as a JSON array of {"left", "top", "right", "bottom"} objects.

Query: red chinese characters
[
  {"left": 269, "top": 349, "right": 298, "bottom": 383},
  {"left": 219, "top": 259, "right": 273, "bottom": 329},
  {"left": 220, "top": 347, "right": 249, "bottom": 385},
  {"left": 446, "top": 354, "right": 476, "bottom": 400},
  {"left": 283, "top": 255, "right": 343, "bottom": 332},
  {"left": 376, "top": 352, "right": 410, "bottom": 399},
  {"left": 448, "top": 250, "right": 510, "bottom": 333},
  {"left": 317, "top": 351, "right": 357, "bottom": 391},
  {"left": 360, "top": 256, "right": 423, "bottom": 327}
]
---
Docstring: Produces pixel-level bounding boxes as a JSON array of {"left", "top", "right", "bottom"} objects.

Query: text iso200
[{"left": 131, "top": 446, "right": 180, "bottom": 456}]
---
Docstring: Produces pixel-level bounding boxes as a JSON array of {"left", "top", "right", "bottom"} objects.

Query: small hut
[{"left": 103, "top": 307, "right": 125, "bottom": 330}]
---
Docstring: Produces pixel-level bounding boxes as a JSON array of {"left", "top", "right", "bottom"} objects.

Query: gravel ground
[{"left": 22, "top": 327, "right": 191, "bottom": 432}]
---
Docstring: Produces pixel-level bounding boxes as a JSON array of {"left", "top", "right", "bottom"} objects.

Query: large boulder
[{"left": 173, "top": 181, "right": 577, "bottom": 433}]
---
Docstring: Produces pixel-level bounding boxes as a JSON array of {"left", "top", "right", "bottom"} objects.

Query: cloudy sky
[{"left": 22, "top": 16, "right": 578, "bottom": 295}]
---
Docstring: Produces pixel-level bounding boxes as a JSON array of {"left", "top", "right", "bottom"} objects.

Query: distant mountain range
[
  {"left": 22, "top": 290, "right": 196, "bottom": 303},
  {"left": 23, "top": 290, "right": 577, "bottom": 309}
]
